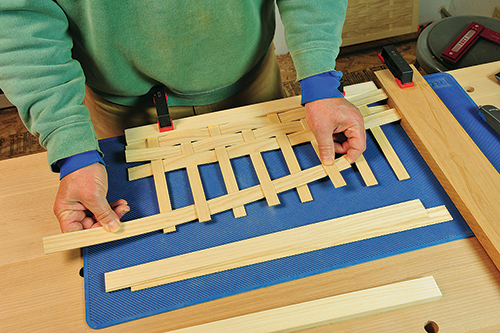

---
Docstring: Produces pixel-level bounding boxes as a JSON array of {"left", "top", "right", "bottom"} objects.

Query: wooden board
[
  {"left": 104, "top": 200, "right": 451, "bottom": 292},
  {"left": 163, "top": 276, "right": 441, "bottom": 333},
  {"left": 376, "top": 66, "right": 500, "bottom": 272}
]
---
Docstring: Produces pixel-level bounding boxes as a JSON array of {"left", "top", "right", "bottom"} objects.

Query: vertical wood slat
[
  {"left": 300, "top": 119, "right": 346, "bottom": 188},
  {"left": 268, "top": 113, "right": 313, "bottom": 203},
  {"left": 241, "top": 129, "right": 280, "bottom": 206},
  {"left": 207, "top": 125, "right": 247, "bottom": 218},
  {"left": 180, "top": 142, "right": 211, "bottom": 222},
  {"left": 354, "top": 154, "right": 378, "bottom": 186},
  {"left": 359, "top": 106, "right": 410, "bottom": 181},
  {"left": 146, "top": 138, "right": 176, "bottom": 233}
]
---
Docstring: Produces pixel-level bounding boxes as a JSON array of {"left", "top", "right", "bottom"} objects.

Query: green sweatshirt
[{"left": 0, "top": 0, "right": 347, "bottom": 169}]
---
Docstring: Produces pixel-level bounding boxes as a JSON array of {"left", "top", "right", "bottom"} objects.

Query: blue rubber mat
[{"left": 82, "top": 73, "right": 494, "bottom": 329}]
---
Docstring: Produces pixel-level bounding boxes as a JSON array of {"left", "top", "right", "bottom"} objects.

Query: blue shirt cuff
[
  {"left": 52, "top": 150, "right": 105, "bottom": 179},
  {"left": 299, "top": 71, "right": 344, "bottom": 105}
]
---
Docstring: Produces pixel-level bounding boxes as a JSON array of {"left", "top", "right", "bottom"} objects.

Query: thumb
[
  {"left": 90, "top": 196, "right": 122, "bottom": 233},
  {"left": 315, "top": 134, "right": 336, "bottom": 166}
]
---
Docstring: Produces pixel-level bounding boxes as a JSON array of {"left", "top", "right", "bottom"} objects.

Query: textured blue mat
[{"left": 82, "top": 72, "right": 498, "bottom": 329}]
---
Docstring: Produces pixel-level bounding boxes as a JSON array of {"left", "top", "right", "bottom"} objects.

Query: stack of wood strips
[
  {"left": 105, "top": 199, "right": 451, "bottom": 292},
  {"left": 42, "top": 81, "right": 407, "bottom": 254}
]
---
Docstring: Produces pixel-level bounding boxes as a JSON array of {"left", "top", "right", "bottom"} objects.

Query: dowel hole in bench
[
  {"left": 424, "top": 320, "right": 439, "bottom": 333},
  {"left": 464, "top": 86, "right": 475, "bottom": 93}
]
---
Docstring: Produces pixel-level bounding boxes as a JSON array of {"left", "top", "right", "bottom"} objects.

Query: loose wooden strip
[
  {"left": 354, "top": 154, "right": 378, "bottom": 186},
  {"left": 300, "top": 119, "right": 346, "bottom": 188},
  {"left": 131, "top": 206, "right": 451, "bottom": 291},
  {"left": 267, "top": 113, "right": 312, "bottom": 203},
  {"left": 359, "top": 106, "right": 410, "bottom": 181},
  {"left": 241, "top": 129, "right": 280, "bottom": 206},
  {"left": 208, "top": 125, "right": 246, "bottom": 218},
  {"left": 104, "top": 200, "right": 449, "bottom": 292},
  {"left": 43, "top": 157, "right": 351, "bottom": 254},
  {"left": 180, "top": 142, "right": 211, "bottom": 222},
  {"left": 147, "top": 138, "right": 175, "bottom": 233},
  {"left": 376, "top": 66, "right": 500, "bottom": 271},
  {"left": 162, "top": 276, "right": 442, "bottom": 333}
]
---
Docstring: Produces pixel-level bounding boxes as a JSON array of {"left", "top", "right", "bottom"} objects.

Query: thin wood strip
[
  {"left": 147, "top": 138, "right": 176, "bottom": 233},
  {"left": 219, "top": 117, "right": 272, "bottom": 135},
  {"left": 300, "top": 119, "right": 346, "bottom": 188},
  {"left": 162, "top": 277, "right": 441, "bottom": 333},
  {"left": 181, "top": 142, "right": 211, "bottom": 222},
  {"left": 376, "top": 66, "right": 500, "bottom": 271},
  {"left": 104, "top": 200, "right": 449, "bottom": 292},
  {"left": 354, "top": 154, "right": 378, "bottom": 186},
  {"left": 191, "top": 132, "right": 243, "bottom": 153},
  {"left": 252, "top": 121, "right": 304, "bottom": 140},
  {"left": 344, "top": 81, "right": 379, "bottom": 97},
  {"left": 126, "top": 145, "right": 181, "bottom": 163},
  {"left": 43, "top": 156, "right": 351, "bottom": 254},
  {"left": 362, "top": 108, "right": 401, "bottom": 129},
  {"left": 347, "top": 88, "right": 388, "bottom": 108},
  {"left": 208, "top": 125, "right": 246, "bottom": 218},
  {"left": 131, "top": 206, "right": 451, "bottom": 291},
  {"left": 241, "top": 129, "right": 280, "bottom": 207},
  {"left": 359, "top": 106, "right": 409, "bottom": 181},
  {"left": 267, "top": 113, "right": 313, "bottom": 203}
]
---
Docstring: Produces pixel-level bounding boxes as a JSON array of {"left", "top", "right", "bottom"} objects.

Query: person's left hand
[{"left": 304, "top": 97, "right": 366, "bottom": 165}]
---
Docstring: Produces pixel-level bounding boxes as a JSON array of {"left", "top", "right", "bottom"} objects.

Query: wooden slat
[
  {"left": 267, "top": 113, "right": 313, "bottom": 203},
  {"left": 162, "top": 276, "right": 441, "bottom": 333},
  {"left": 354, "top": 154, "right": 378, "bottom": 186},
  {"left": 241, "top": 129, "right": 280, "bottom": 206},
  {"left": 359, "top": 106, "right": 410, "bottom": 181},
  {"left": 300, "top": 119, "right": 346, "bottom": 188},
  {"left": 43, "top": 157, "right": 352, "bottom": 254},
  {"left": 376, "top": 66, "right": 500, "bottom": 271},
  {"left": 104, "top": 201, "right": 450, "bottom": 292},
  {"left": 147, "top": 138, "right": 176, "bottom": 233},
  {"left": 208, "top": 125, "right": 246, "bottom": 218},
  {"left": 180, "top": 142, "right": 211, "bottom": 222}
]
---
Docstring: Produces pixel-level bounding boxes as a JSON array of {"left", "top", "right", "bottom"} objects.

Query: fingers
[
  {"left": 54, "top": 163, "right": 129, "bottom": 233},
  {"left": 305, "top": 98, "right": 366, "bottom": 165}
]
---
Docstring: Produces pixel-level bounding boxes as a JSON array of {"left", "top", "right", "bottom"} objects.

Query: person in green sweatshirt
[{"left": 0, "top": 0, "right": 365, "bottom": 233}]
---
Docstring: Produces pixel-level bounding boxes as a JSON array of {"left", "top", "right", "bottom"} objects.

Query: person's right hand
[{"left": 53, "top": 162, "right": 129, "bottom": 233}]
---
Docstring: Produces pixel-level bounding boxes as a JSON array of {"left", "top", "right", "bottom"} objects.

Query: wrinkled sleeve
[
  {"left": 0, "top": 0, "right": 100, "bottom": 170},
  {"left": 276, "top": 0, "right": 348, "bottom": 81}
]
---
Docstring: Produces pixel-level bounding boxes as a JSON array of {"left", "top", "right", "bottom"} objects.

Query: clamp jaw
[{"left": 153, "top": 86, "right": 174, "bottom": 132}]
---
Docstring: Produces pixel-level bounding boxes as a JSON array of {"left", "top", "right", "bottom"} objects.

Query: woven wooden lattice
[
  {"left": 124, "top": 82, "right": 406, "bottom": 228},
  {"left": 42, "top": 81, "right": 408, "bottom": 253}
]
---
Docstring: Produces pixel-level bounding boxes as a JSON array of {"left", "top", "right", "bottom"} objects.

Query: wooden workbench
[{"left": 1, "top": 61, "right": 500, "bottom": 333}]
